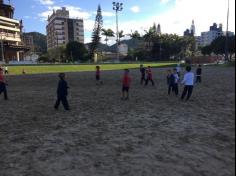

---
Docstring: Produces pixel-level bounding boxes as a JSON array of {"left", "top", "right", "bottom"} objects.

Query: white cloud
[
  {"left": 38, "top": 6, "right": 92, "bottom": 21},
  {"left": 131, "top": 6, "right": 140, "bottom": 13},
  {"left": 160, "top": 0, "right": 171, "bottom": 4},
  {"left": 39, "top": 0, "right": 54, "bottom": 5}
]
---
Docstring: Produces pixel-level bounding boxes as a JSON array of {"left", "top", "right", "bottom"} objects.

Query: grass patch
[{"left": 7, "top": 62, "right": 177, "bottom": 75}]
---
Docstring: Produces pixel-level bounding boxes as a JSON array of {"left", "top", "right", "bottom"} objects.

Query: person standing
[
  {"left": 121, "top": 69, "right": 131, "bottom": 100},
  {"left": 95, "top": 66, "right": 103, "bottom": 85},
  {"left": 140, "top": 64, "right": 146, "bottom": 85},
  {"left": 181, "top": 66, "right": 194, "bottom": 101},
  {"left": 145, "top": 66, "right": 155, "bottom": 86},
  {"left": 167, "top": 69, "right": 175, "bottom": 95},
  {"left": 196, "top": 64, "right": 202, "bottom": 83},
  {"left": 4, "top": 66, "right": 9, "bottom": 75},
  {"left": 176, "top": 63, "right": 181, "bottom": 77},
  {"left": 173, "top": 68, "right": 179, "bottom": 96},
  {"left": 0, "top": 67, "right": 8, "bottom": 100},
  {"left": 54, "top": 73, "right": 70, "bottom": 110}
]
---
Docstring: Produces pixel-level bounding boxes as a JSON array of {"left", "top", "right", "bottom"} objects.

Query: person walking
[{"left": 181, "top": 66, "right": 194, "bottom": 101}]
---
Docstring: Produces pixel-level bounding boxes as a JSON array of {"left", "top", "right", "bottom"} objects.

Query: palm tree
[
  {"left": 118, "top": 30, "right": 125, "bottom": 44},
  {"left": 129, "top": 30, "right": 141, "bottom": 40},
  {"left": 143, "top": 28, "right": 156, "bottom": 50},
  {"left": 101, "top": 29, "right": 115, "bottom": 45}
]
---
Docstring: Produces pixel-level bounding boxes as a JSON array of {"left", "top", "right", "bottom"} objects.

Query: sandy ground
[{"left": 0, "top": 66, "right": 235, "bottom": 176}]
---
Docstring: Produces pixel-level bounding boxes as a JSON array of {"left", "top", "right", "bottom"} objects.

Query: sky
[{"left": 8, "top": 0, "right": 236, "bottom": 44}]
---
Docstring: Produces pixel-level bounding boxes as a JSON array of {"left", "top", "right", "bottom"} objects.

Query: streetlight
[
  {"left": 225, "top": 0, "right": 230, "bottom": 63},
  {"left": 113, "top": 2, "right": 123, "bottom": 62},
  {"left": 0, "top": 33, "right": 5, "bottom": 63}
]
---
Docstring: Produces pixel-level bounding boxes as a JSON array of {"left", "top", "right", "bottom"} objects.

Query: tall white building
[
  {"left": 196, "top": 23, "right": 234, "bottom": 47},
  {"left": 46, "top": 7, "right": 84, "bottom": 50}
]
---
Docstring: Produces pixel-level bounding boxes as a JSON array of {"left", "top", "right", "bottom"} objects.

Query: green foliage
[
  {"left": 47, "top": 46, "right": 66, "bottom": 63},
  {"left": 102, "top": 28, "right": 115, "bottom": 45},
  {"left": 201, "top": 45, "right": 212, "bottom": 56},
  {"left": 89, "top": 5, "right": 103, "bottom": 59},
  {"left": 66, "top": 41, "right": 88, "bottom": 62}
]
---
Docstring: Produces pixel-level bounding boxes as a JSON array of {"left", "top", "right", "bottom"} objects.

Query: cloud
[
  {"left": 38, "top": 0, "right": 54, "bottom": 5},
  {"left": 160, "top": 0, "right": 171, "bottom": 4},
  {"left": 38, "top": 6, "right": 92, "bottom": 21},
  {"left": 130, "top": 6, "right": 140, "bottom": 13}
]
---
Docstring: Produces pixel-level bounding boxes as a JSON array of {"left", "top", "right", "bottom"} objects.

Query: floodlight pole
[
  {"left": 0, "top": 34, "right": 5, "bottom": 63},
  {"left": 113, "top": 2, "right": 123, "bottom": 62},
  {"left": 225, "top": 0, "right": 229, "bottom": 63}
]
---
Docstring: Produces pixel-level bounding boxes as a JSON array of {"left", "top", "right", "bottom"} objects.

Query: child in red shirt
[
  {"left": 122, "top": 69, "right": 131, "bottom": 100},
  {"left": 0, "top": 67, "right": 8, "bottom": 100},
  {"left": 145, "top": 66, "right": 155, "bottom": 86}
]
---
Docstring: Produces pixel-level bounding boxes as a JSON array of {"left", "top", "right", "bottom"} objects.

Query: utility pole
[
  {"left": 0, "top": 34, "right": 5, "bottom": 63},
  {"left": 225, "top": 0, "right": 230, "bottom": 63},
  {"left": 113, "top": 2, "right": 123, "bottom": 63}
]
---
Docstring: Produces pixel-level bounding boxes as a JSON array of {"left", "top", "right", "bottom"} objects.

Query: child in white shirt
[{"left": 181, "top": 66, "right": 194, "bottom": 101}]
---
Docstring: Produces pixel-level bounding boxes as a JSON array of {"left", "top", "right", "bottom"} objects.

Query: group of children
[{"left": 0, "top": 64, "right": 202, "bottom": 111}]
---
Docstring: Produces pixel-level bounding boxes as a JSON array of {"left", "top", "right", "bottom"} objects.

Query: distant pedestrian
[
  {"left": 0, "top": 67, "right": 8, "bottom": 100},
  {"left": 95, "top": 66, "right": 103, "bottom": 85},
  {"left": 22, "top": 69, "right": 26, "bottom": 74},
  {"left": 121, "top": 69, "right": 131, "bottom": 100},
  {"left": 54, "top": 73, "right": 70, "bottom": 110},
  {"left": 4, "top": 66, "right": 9, "bottom": 75},
  {"left": 196, "top": 64, "right": 202, "bottom": 83},
  {"left": 181, "top": 66, "right": 194, "bottom": 101},
  {"left": 140, "top": 64, "right": 146, "bottom": 85},
  {"left": 145, "top": 66, "right": 155, "bottom": 86}
]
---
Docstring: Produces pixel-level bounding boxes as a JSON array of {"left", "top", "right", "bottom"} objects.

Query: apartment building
[
  {"left": 46, "top": 7, "right": 84, "bottom": 50},
  {"left": 0, "top": 0, "right": 29, "bottom": 62}
]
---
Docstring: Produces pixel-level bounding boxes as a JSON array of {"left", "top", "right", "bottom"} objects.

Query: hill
[{"left": 24, "top": 32, "right": 47, "bottom": 54}]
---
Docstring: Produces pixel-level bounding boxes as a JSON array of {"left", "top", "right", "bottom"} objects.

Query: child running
[
  {"left": 145, "top": 66, "right": 155, "bottom": 86},
  {"left": 181, "top": 66, "right": 194, "bottom": 101},
  {"left": 140, "top": 64, "right": 146, "bottom": 85},
  {"left": 196, "top": 64, "right": 202, "bottom": 83},
  {"left": 121, "top": 69, "right": 131, "bottom": 100},
  {"left": 54, "top": 73, "right": 70, "bottom": 110},
  {"left": 0, "top": 67, "right": 8, "bottom": 100},
  {"left": 95, "top": 66, "right": 103, "bottom": 85}
]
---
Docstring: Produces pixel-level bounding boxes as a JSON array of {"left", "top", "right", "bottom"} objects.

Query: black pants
[
  {"left": 145, "top": 78, "right": 155, "bottom": 86},
  {"left": 54, "top": 96, "right": 70, "bottom": 110},
  {"left": 168, "top": 84, "right": 178, "bottom": 96},
  {"left": 141, "top": 76, "right": 146, "bottom": 85},
  {"left": 0, "top": 82, "right": 8, "bottom": 100},
  {"left": 196, "top": 76, "right": 201, "bottom": 83},
  {"left": 181, "top": 85, "right": 193, "bottom": 100}
]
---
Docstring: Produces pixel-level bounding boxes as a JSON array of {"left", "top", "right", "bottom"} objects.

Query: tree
[
  {"left": 89, "top": 5, "right": 103, "bottom": 60},
  {"left": 201, "top": 45, "right": 212, "bottom": 56},
  {"left": 118, "top": 30, "right": 125, "bottom": 44},
  {"left": 66, "top": 41, "right": 88, "bottom": 62},
  {"left": 129, "top": 30, "right": 141, "bottom": 40},
  {"left": 101, "top": 28, "right": 115, "bottom": 45}
]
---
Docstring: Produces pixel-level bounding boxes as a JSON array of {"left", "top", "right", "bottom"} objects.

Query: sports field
[
  {"left": 0, "top": 66, "right": 235, "bottom": 176},
  {"left": 6, "top": 62, "right": 176, "bottom": 75}
]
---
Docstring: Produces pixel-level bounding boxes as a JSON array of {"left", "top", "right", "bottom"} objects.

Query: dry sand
[{"left": 0, "top": 66, "right": 235, "bottom": 176}]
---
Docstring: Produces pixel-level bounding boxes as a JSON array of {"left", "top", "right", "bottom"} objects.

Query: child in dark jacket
[
  {"left": 167, "top": 69, "right": 175, "bottom": 95},
  {"left": 196, "top": 64, "right": 202, "bottom": 83},
  {"left": 54, "top": 73, "right": 70, "bottom": 110}
]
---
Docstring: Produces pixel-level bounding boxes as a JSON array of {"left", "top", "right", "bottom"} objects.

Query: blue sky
[{"left": 8, "top": 0, "right": 236, "bottom": 43}]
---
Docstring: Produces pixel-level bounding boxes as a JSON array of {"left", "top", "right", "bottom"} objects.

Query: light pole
[
  {"left": 225, "top": 0, "right": 230, "bottom": 63},
  {"left": 0, "top": 34, "right": 5, "bottom": 63},
  {"left": 113, "top": 2, "right": 123, "bottom": 62}
]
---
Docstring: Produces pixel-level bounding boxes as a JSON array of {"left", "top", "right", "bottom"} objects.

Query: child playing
[
  {"left": 167, "top": 69, "right": 174, "bottom": 95},
  {"left": 140, "top": 64, "right": 146, "bottom": 85},
  {"left": 145, "top": 66, "right": 155, "bottom": 86},
  {"left": 173, "top": 68, "right": 179, "bottom": 96},
  {"left": 122, "top": 69, "right": 131, "bottom": 100},
  {"left": 181, "top": 66, "right": 194, "bottom": 101},
  {"left": 0, "top": 67, "right": 8, "bottom": 100},
  {"left": 176, "top": 63, "right": 181, "bottom": 77},
  {"left": 95, "top": 66, "right": 103, "bottom": 85},
  {"left": 196, "top": 64, "right": 202, "bottom": 83},
  {"left": 54, "top": 73, "right": 70, "bottom": 110},
  {"left": 4, "top": 66, "right": 9, "bottom": 75}
]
